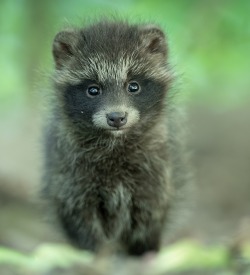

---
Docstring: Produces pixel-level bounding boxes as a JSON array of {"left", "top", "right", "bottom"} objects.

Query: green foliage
[{"left": 155, "top": 240, "right": 229, "bottom": 272}]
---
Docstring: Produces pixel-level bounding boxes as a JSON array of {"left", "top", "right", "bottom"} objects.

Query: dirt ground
[{"left": 0, "top": 104, "right": 250, "bottom": 252}]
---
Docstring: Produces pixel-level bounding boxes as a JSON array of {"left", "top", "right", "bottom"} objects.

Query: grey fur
[{"left": 41, "top": 20, "right": 191, "bottom": 255}]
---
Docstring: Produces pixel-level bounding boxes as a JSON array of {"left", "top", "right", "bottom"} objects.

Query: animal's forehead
[
  {"left": 82, "top": 53, "right": 139, "bottom": 83},
  {"left": 54, "top": 45, "right": 170, "bottom": 86},
  {"left": 54, "top": 54, "right": 143, "bottom": 86},
  {"left": 54, "top": 53, "right": 169, "bottom": 86}
]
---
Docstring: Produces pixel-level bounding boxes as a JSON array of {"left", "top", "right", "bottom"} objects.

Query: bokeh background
[{"left": 0, "top": 0, "right": 250, "bottom": 253}]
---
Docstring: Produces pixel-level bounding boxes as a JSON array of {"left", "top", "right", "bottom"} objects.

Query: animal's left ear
[{"left": 139, "top": 25, "right": 167, "bottom": 56}]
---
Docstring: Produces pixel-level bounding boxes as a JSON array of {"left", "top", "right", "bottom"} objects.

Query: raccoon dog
[{"left": 42, "top": 20, "right": 189, "bottom": 256}]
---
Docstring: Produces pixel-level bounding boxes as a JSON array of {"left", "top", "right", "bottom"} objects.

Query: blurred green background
[
  {"left": 0, "top": 0, "right": 250, "bottom": 111},
  {"left": 0, "top": 0, "right": 250, "bottom": 259}
]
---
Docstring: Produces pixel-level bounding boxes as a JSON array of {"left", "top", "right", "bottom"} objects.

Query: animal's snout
[{"left": 106, "top": 112, "right": 127, "bottom": 128}]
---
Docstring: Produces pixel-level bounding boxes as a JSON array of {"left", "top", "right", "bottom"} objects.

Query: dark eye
[
  {"left": 127, "top": 82, "right": 140, "bottom": 94},
  {"left": 87, "top": 85, "right": 101, "bottom": 97}
]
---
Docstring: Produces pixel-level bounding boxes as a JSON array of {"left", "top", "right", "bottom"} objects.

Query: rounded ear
[
  {"left": 139, "top": 25, "right": 167, "bottom": 56},
  {"left": 52, "top": 30, "right": 78, "bottom": 69}
]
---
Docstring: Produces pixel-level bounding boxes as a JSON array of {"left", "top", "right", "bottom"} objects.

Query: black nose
[{"left": 106, "top": 112, "right": 127, "bottom": 128}]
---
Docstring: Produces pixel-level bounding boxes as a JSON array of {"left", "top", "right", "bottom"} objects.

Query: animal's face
[{"left": 52, "top": 21, "right": 172, "bottom": 136}]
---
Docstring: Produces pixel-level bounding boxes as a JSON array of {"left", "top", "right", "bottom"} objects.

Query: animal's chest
[
  {"left": 75, "top": 148, "right": 166, "bottom": 238},
  {"left": 96, "top": 182, "right": 132, "bottom": 238}
]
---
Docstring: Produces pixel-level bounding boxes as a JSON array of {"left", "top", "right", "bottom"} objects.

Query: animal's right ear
[{"left": 52, "top": 30, "right": 78, "bottom": 69}]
